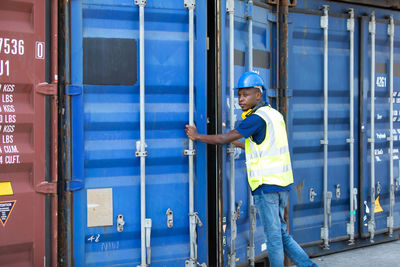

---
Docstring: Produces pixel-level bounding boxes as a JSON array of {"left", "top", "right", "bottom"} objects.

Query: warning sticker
[{"left": 0, "top": 200, "right": 16, "bottom": 227}]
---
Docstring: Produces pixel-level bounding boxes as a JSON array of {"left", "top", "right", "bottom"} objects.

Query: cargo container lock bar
[
  {"left": 184, "top": 1, "right": 205, "bottom": 267},
  {"left": 387, "top": 15, "right": 395, "bottom": 237},
  {"left": 320, "top": 5, "right": 331, "bottom": 250},
  {"left": 246, "top": 1, "right": 256, "bottom": 266},
  {"left": 367, "top": 12, "right": 376, "bottom": 243},
  {"left": 134, "top": 1, "right": 152, "bottom": 266},
  {"left": 226, "top": 0, "right": 240, "bottom": 266},
  {"left": 346, "top": 8, "right": 357, "bottom": 245}
]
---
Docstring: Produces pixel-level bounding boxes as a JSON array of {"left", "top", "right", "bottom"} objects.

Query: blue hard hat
[{"left": 237, "top": 71, "right": 266, "bottom": 91}]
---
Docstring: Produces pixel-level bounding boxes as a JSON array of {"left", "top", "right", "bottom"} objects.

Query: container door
[
  {"left": 69, "top": 0, "right": 207, "bottom": 266},
  {"left": 221, "top": 1, "right": 273, "bottom": 265},
  {"left": 359, "top": 16, "right": 400, "bottom": 239},
  {"left": 287, "top": 10, "right": 360, "bottom": 248},
  {"left": 0, "top": 0, "right": 51, "bottom": 266}
]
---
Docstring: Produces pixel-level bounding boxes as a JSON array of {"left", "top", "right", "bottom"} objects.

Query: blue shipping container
[{"left": 63, "top": 0, "right": 400, "bottom": 266}]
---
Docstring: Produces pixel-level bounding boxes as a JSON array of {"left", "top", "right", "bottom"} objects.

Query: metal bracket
[
  {"left": 184, "top": 0, "right": 195, "bottom": 9},
  {"left": 320, "top": 139, "right": 328, "bottom": 145},
  {"left": 166, "top": 208, "right": 173, "bottom": 228},
  {"left": 309, "top": 188, "right": 317, "bottom": 202},
  {"left": 387, "top": 215, "right": 394, "bottom": 229},
  {"left": 234, "top": 200, "right": 243, "bottom": 220},
  {"left": 320, "top": 226, "right": 329, "bottom": 249},
  {"left": 245, "top": 0, "right": 253, "bottom": 20},
  {"left": 320, "top": 6, "right": 329, "bottom": 29},
  {"left": 388, "top": 15, "right": 394, "bottom": 36},
  {"left": 336, "top": 184, "right": 341, "bottom": 199},
  {"left": 226, "top": 146, "right": 235, "bottom": 154},
  {"left": 135, "top": 141, "right": 148, "bottom": 157},
  {"left": 396, "top": 178, "right": 400, "bottom": 191},
  {"left": 36, "top": 82, "right": 57, "bottom": 96},
  {"left": 65, "top": 84, "right": 82, "bottom": 96},
  {"left": 135, "top": 151, "right": 148, "bottom": 157},
  {"left": 145, "top": 218, "right": 152, "bottom": 264},
  {"left": 134, "top": 0, "right": 146, "bottom": 6},
  {"left": 184, "top": 149, "right": 196, "bottom": 156},
  {"left": 346, "top": 138, "right": 354, "bottom": 144},
  {"left": 117, "top": 214, "right": 125, "bottom": 232},
  {"left": 226, "top": 0, "right": 234, "bottom": 13},
  {"left": 347, "top": 9, "right": 354, "bottom": 32},
  {"left": 369, "top": 12, "right": 376, "bottom": 35},
  {"left": 368, "top": 138, "right": 375, "bottom": 143},
  {"left": 387, "top": 136, "right": 393, "bottom": 142},
  {"left": 66, "top": 180, "right": 84, "bottom": 192},
  {"left": 35, "top": 181, "right": 57, "bottom": 194}
]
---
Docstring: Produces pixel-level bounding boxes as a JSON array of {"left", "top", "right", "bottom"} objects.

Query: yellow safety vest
[{"left": 245, "top": 106, "right": 294, "bottom": 191}]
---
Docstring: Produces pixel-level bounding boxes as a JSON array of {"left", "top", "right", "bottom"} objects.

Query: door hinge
[
  {"left": 35, "top": 181, "right": 57, "bottom": 194},
  {"left": 36, "top": 82, "right": 57, "bottom": 96},
  {"left": 267, "top": 0, "right": 297, "bottom": 7},
  {"left": 66, "top": 180, "right": 84, "bottom": 192},
  {"left": 66, "top": 84, "right": 83, "bottom": 96}
]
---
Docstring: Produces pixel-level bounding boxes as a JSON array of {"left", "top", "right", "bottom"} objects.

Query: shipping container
[
  {"left": 60, "top": 0, "right": 208, "bottom": 266},
  {"left": 59, "top": 0, "right": 400, "bottom": 267},
  {"left": 0, "top": 0, "right": 58, "bottom": 266}
]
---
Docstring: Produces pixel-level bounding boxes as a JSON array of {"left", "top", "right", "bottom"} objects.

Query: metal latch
[
  {"left": 377, "top": 181, "right": 381, "bottom": 195},
  {"left": 189, "top": 212, "right": 203, "bottom": 227},
  {"left": 309, "top": 188, "right": 317, "bottom": 202},
  {"left": 166, "top": 208, "right": 173, "bottom": 228},
  {"left": 117, "top": 214, "right": 125, "bottom": 232},
  {"left": 326, "top": 191, "right": 332, "bottom": 227},
  {"left": 396, "top": 178, "right": 400, "bottom": 191},
  {"left": 234, "top": 200, "right": 243, "bottom": 220},
  {"left": 336, "top": 184, "right": 341, "bottom": 199},
  {"left": 35, "top": 181, "right": 57, "bottom": 194},
  {"left": 184, "top": 0, "right": 195, "bottom": 9}
]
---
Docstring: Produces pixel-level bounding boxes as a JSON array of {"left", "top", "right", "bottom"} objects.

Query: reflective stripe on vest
[{"left": 245, "top": 106, "right": 294, "bottom": 191}]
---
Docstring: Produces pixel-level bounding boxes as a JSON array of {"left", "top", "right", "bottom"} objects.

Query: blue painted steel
[
  {"left": 69, "top": 0, "right": 207, "bottom": 266},
  {"left": 219, "top": 1, "right": 400, "bottom": 265},
  {"left": 360, "top": 17, "right": 400, "bottom": 235},
  {"left": 221, "top": 1, "right": 272, "bottom": 265},
  {"left": 287, "top": 8, "right": 360, "bottom": 244}
]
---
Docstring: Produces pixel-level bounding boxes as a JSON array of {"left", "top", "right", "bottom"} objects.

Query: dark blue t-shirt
[{"left": 236, "top": 112, "right": 291, "bottom": 195}]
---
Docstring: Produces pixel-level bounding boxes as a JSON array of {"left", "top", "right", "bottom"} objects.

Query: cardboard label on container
[{"left": 0, "top": 200, "right": 16, "bottom": 227}]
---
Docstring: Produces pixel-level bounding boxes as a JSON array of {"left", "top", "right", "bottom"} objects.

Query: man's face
[{"left": 238, "top": 87, "right": 262, "bottom": 111}]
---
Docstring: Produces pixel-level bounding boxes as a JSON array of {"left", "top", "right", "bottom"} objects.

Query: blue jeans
[{"left": 254, "top": 190, "right": 317, "bottom": 267}]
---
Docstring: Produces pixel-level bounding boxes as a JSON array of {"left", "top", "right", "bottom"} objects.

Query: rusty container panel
[{"left": 0, "top": 0, "right": 52, "bottom": 266}]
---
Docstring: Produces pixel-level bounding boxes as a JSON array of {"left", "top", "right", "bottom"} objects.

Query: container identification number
[{"left": 0, "top": 38, "right": 24, "bottom": 55}]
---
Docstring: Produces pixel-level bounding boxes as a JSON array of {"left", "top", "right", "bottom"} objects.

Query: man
[{"left": 185, "top": 72, "right": 317, "bottom": 267}]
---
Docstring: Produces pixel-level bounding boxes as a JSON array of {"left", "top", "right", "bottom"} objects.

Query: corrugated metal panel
[
  {"left": 0, "top": 0, "right": 54, "bottom": 266},
  {"left": 69, "top": 0, "right": 207, "bottom": 266},
  {"left": 287, "top": 10, "right": 360, "bottom": 244}
]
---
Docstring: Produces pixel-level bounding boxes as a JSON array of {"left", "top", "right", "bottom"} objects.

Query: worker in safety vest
[{"left": 185, "top": 72, "right": 317, "bottom": 267}]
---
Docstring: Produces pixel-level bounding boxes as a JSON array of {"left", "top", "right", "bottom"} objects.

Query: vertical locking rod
[
  {"left": 247, "top": 1, "right": 255, "bottom": 266},
  {"left": 134, "top": 0, "right": 150, "bottom": 266},
  {"left": 184, "top": 0, "right": 199, "bottom": 266},
  {"left": 368, "top": 12, "right": 376, "bottom": 243},
  {"left": 346, "top": 8, "right": 356, "bottom": 244},
  {"left": 227, "top": 0, "right": 237, "bottom": 266},
  {"left": 387, "top": 15, "right": 395, "bottom": 237},
  {"left": 320, "top": 5, "right": 330, "bottom": 250}
]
